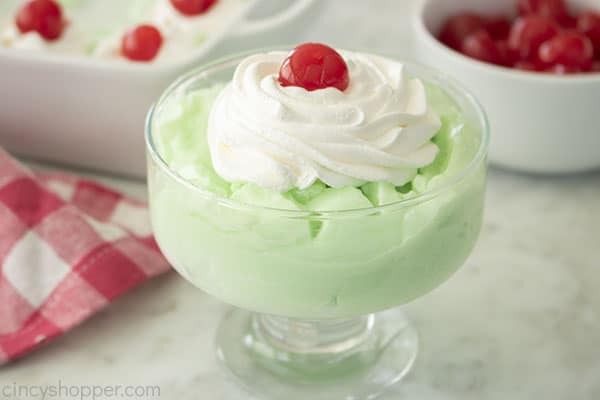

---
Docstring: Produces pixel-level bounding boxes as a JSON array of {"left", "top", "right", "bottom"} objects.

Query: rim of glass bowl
[{"left": 145, "top": 47, "right": 490, "bottom": 218}]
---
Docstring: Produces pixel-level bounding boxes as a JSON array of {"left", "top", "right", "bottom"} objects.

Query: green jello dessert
[{"left": 147, "top": 52, "right": 488, "bottom": 319}]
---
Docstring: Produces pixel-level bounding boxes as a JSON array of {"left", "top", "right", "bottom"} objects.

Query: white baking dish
[{"left": 0, "top": 0, "right": 315, "bottom": 177}]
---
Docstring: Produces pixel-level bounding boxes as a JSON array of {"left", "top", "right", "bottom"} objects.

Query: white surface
[
  {"left": 2, "top": 1, "right": 600, "bottom": 399},
  {"left": 415, "top": 0, "right": 600, "bottom": 174}
]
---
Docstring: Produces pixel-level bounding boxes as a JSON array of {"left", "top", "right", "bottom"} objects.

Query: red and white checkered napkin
[{"left": 0, "top": 148, "right": 170, "bottom": 365}]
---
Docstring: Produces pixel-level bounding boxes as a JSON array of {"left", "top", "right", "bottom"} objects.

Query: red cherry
[
  {"left": 461, "top": 31, "right": 502, "bottom": 64},
  {"left": 279, "top": 43, "right": 349, "bottom": 92},
  {"left": 517, "top": 0, "right": 568, "bottom": 20},
  {"left": 485, "top": 16, "right": 512, "bottom": 40},
  {"left": 169, "top": 0, "right": 217, "bottom": 16},
  {"left": 121, "top": 25, "right": 163, "bottom": 62},
  {"left": 439, "top": 13, "right": 485, "bottom": 50},
  {"left": 591, "top": 61, "right": 600, "bottom": 72},
  {"left": 514, "top": 60, "right": 544, "bottom": 71},
  {"left": 509, "top": 16, "right": 559, "bottom": 60},
  {"left": 559, "top": 14, "right": 577, "bottom": 29},
  {"left": 577, "top": 11, "right": 600, "bottom": 56},
  {"left": 15, "top": 0, "right": 64, "bottom": 41},
  {"left": 538, "top": 32, "right": 594, "bottom": 69},
  {"left": 547, "top": 64, "right": 585, "bottom": 74},
  {"left": 497, "top": 40, "right": 520, "bottom": 66}
]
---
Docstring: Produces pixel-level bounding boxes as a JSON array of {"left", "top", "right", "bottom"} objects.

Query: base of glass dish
[{"left": 216, "top": 308, "right": 418, "bottom": 400}]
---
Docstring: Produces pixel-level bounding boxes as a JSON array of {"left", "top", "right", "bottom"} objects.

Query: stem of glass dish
[
  {"left": 255, "top": 314, "right": 376, "bottom": 354},
  {"left": 247, "top": 313, "right": 382, "bottom": 381},
  {"left": 216, "top": 308, "right": 419, "bottom": 398}
]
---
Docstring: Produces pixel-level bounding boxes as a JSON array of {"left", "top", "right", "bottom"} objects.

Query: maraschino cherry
[
  {"left": 461, "top": 31, "right": 502, "bottom": 64},
  {"left": 577, "top": 11, "right": 600, "bottom": 56},
  {"left": 514, "top": 60, "right": 543, "bottom": 71},
  {"left": 517, "top": 0, "right": 569, "bottom": 20},
  {"left": 16, "top": 0, "right": 65, "bottom": 41},
  {"left": 508, "top": 16, "right": 559, "bottom": 60},
  {"left": 439, "top": 14, "right": 485, "bottom": 50},
  {"left": 279, "top": 43, "right": 349, "bottom": 92},
  {"left": 121, "top": 25, "right": 163, "bottom": 62},
  {"left": 437, "top": 0, "right": 600, "bottom": 74},
  {"left": 538, "top": 32, "right": 594, "bottom": 69},
  {"left": 485, "top": 16, "right": 512, "bottom": 40},
  {"left": 170, "top": 0, "right": 217, "bottom": 16}
]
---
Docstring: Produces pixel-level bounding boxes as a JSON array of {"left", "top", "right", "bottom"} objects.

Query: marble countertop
[{"left": 2, "top": 1, "right": 600, "bottom": 399}]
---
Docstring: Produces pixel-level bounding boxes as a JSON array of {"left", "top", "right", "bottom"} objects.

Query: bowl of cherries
[{"left": 415, "top": 0, "right": 600, "bottom": 174}]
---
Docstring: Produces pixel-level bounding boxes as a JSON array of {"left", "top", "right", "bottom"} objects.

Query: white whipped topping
[
  {"left": 94, "top": 0, "right": 241, "bottom": 63},
  {"left": 1, "top": 23, "right": 85, "bottom": 55},
  {"left": 208, "top": 50, "right": 442, "bottom": 191},
  {"left": 93, "top": 0, "right": 187, "bottom": 61}
]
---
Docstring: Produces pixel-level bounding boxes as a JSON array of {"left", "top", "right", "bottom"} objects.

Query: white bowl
[
  {"left": 0, "top": 0, "right": 315, "bottom": 177},
  {"left": 414, "top": 0, "right": 600, "bottom": 174}
]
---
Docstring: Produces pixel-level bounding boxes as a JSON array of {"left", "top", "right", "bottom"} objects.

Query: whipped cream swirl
[{"left": 208, "top": 50, "right": 442, "bottom": 191}]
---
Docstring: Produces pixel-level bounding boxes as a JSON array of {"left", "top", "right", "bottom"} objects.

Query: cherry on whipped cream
[
  {"left": 121, "top": 25, "right": 163, "bottom": 62},
  {"left": 170, "top": 0, "right": 217, "bottom": 16},
  {"left": 16, "top": 0, "right": 65, "bottom": 41},
  {"left": 278, "top": 43, "right": 350, "bottom": 92}
]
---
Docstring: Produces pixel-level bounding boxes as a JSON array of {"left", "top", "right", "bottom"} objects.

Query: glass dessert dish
[{"left": 146, "top": 48, "right": 489, "bottom": 399}]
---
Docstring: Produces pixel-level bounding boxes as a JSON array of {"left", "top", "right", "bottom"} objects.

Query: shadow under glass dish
[{"left": 145, "top": 50, "right": 490, "bottom": 400}]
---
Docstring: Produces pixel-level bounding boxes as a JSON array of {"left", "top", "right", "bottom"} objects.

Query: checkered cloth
[{"left": 0, "top": 148, "right": 170, "bottom": 365}]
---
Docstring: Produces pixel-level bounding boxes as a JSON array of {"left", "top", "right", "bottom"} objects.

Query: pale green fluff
[{"left": 149, "top": 79, "right": 486, "bottom": 318}]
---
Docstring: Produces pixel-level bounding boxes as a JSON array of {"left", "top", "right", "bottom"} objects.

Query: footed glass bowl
[{"left": 146, "top": 51, "right": 489, "bottom": 400}]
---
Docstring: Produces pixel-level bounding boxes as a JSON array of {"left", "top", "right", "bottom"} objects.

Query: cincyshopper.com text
[{"left": 1, "top": 381, "right": 161, "bottom": 400}]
